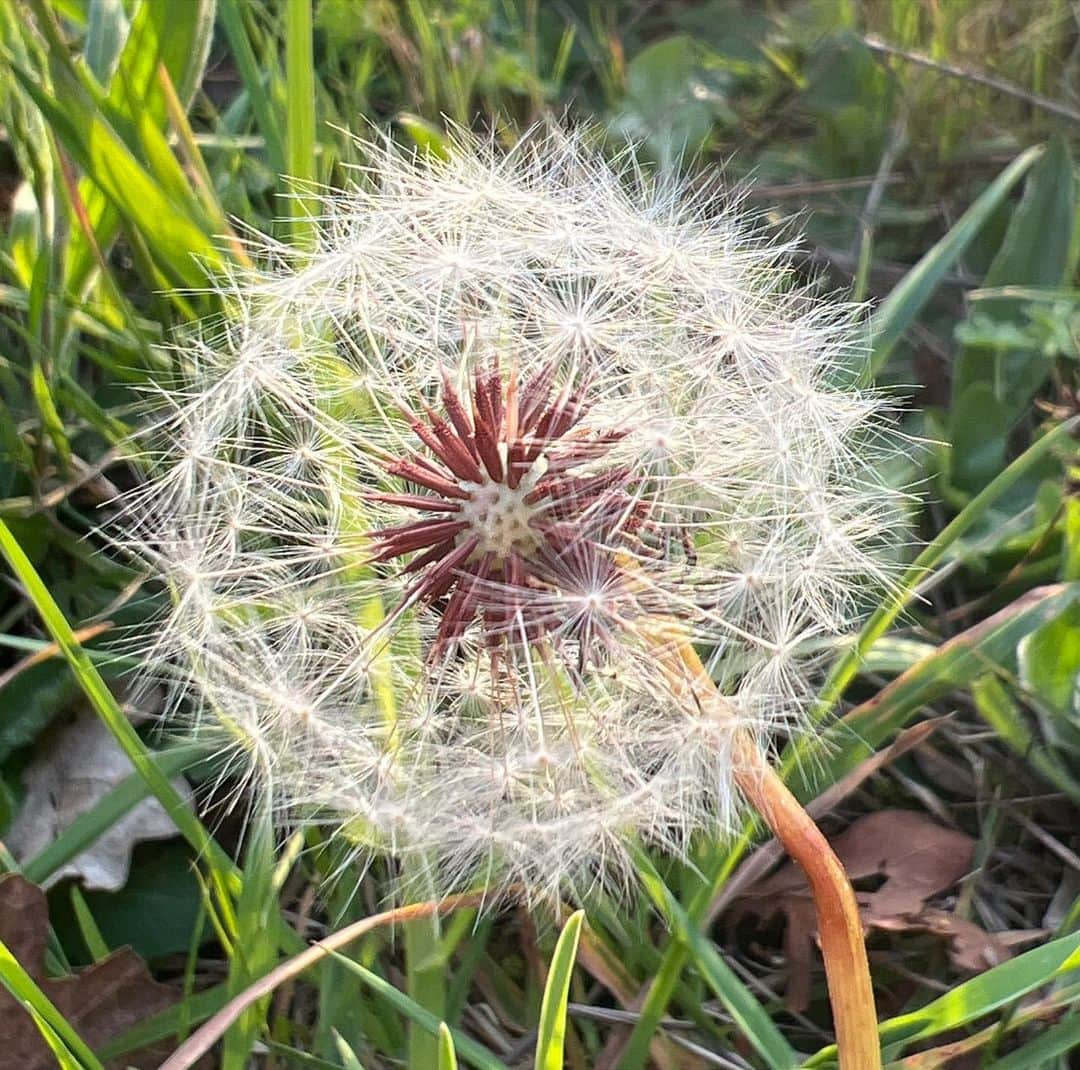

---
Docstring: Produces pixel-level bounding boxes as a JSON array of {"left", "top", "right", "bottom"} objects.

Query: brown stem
[
  {"left": 731, "top": 735, "right": 881, "bottom": 1069},
  {"left": 158, "top": 891, "right": 492, "bottom": 1070},
  {"left": 641, "top": 620, "right": 882, "bottom": 1070}
]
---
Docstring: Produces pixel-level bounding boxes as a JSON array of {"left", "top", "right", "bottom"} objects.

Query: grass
[{"left": 1, "top": 1, "right": 1079, "bottom": 1067}]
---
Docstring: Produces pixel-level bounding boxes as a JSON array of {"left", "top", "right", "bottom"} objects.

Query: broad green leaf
[
  {"left": 953, "top": 136, "right": 1078, "bottom": 412},
  {"left": 801, "top": 33, "right": 890, "bottom": 180},
  {"left": 948, "top": 137, "right": 1077, "bottom": 493},
  {"left": 1019, "top": 600, "right": 1080, "bottom": 715},
  {"left": 50, "top": 842, "right": 206, "bottom": 963},
  {"left": 947, "top": 382, "right": 1009, "bottom": 496},
  {"left": 0, "top": 660, "right": 79, "bottom": 764},
  {"left": 535, "top": 910, "right": 585, "bottom": 1070},
  {"left": 611, "top": 36, "right": 732, "bottom": 169},
  {"left": 868, "top": 145, "right": 1042, "bottom": 377},
  {"left": 971, "top": 674, "right": 1080, "bottom": 802}
]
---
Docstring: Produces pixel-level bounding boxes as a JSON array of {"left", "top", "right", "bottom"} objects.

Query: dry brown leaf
[
  {"left": 831, "top": 810, "right": 974, "bottom": 920},
  {"left": 883, "top": 908, "right": 1047, "bottom": 972},
  {"left": 0, "top": 874, "right": 204, "bottom": 1069},
  {"left": 730, "top": 810, "right": 1035, "bottom": 1010}
]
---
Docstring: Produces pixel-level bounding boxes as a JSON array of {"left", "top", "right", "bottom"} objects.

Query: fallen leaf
[
  {"left": 887, "top": 908, "right": 1047, "bottom": 972},
  {"left": 7, "top": 708, "right": 192, "bottom": 890},
  {"left": 0, "top": 874, "right": 202, "bottom": 1069},
  {"left": 833, "top": 810, "right": 974, "bottom": 921},
  {"left": 731, "top": 810, "right": 1033, "bottom": 1010}
]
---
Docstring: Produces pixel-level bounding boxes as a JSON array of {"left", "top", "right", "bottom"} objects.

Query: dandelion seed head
[{"left": 127, "top": 123, "right": 910, "bottom": 902}]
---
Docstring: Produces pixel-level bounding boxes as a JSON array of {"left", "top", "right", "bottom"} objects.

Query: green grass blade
[
  {"left": 535, "top": 910, "right": 585, "bottom": 1070},
  {"left": 397, "top": 113, "right": 451, "bottom": 160},
  {"left": 218, "top": 0, "right": 286, "bottom": 180},
  {"left": 328, "top": 951, "right": 512, "bottom": 1070},
  {"left": 437, "top": 1022, "right": 459, "bottom": 1070},
  {"left": 84, "top": 0, "right": 128, "bottom": 85},
  {"left": 30, "top": 1010, "right": 90, "bottom": 1069},
  {"left": 10, "top": 60, "right": 219, "bottom": 287},
  {"left": 795, "top": 582, "right": 1080, "bottom": 796},
  {"left": 0, "top": 935, "right": 107, "bottom": 1070},
  {"left": 404, "top": 899, "right": 447, "bottom": 1070},
  {"left": 0, "top": 519, "right": 236, "bottom": 889},
  {"left": 285, "top": 0, "right": 317, "bottom": 247},
  {"left": 803, "top": 930, "right": 1080, "bottom": 1064},
  {"left": 43, "top": 0, "right": 218, "bottom": 296},
  {"left": 986, "top": 1010, "right": 1080, "bottom": 1069},
  {"left": 867, "top": 144, "right": 1042, "bottom": 377},
  {"left": 814, "top": 414, "right": 1079, "bottom": 720},
  {"left": 951, "top": 136, "right": 1077, "bottom": 419},
  {"left": 619, "top": 419, "right": 1080, "bottom": 1070},
  {"left": 222, "top": 804, "right": 281, "bottom": 1069},
  {"left": 971, "top": 674, "right": 1080, "bottom": 802},
  {"left": 96, "top": 983, "right": 230, "bottom": 1060},
  {"left": 333, "top": 1030, "right": 368, "bottom": 1070},
  {"left": 632, "top": 849, "right": 798, "bottom": 1069},
  {"left": 102, "top": 0, "right": 215, "bottom": 115},
  {"left": 69, "top": 884, "right": 110, "bottom": 961}
]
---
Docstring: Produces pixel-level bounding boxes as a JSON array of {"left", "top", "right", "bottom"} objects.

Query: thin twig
[
  {"left": 1006, "top": 805, "right": 1080, "bottom": 875},
  {"left": 863, "top": 34, "right": 1080, "bottom": 125},
  {"left": 0, "top": 621, "right": 112, "bottom": 690},
  {"left": 157, "top": 891, "right": 492, "bottom": 1070},
  {"left": 747, "top": 175, "right": 903, "bottom": 199},
  {"left": 852, "top": 111, "right": 908, "bottom": 302}
]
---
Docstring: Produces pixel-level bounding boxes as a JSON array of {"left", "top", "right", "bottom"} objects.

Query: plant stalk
[
  {"left": 403, "top": 868, "right": 446, "bottom": 1070},
  {"left": 641, "top": 620, "right": 882, "bottom": 1070}
]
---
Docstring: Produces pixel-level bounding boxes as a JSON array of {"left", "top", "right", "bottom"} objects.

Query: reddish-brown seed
[{"left": 368, "top": 362, "right": 646, "bottom": 658}]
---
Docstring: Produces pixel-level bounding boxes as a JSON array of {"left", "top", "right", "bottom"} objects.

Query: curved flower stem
[
  {"left": 642, "top": 622, "right": 882, "bottom": 1070},
  {"left": 730, "top": 735, "right": 881, "bottom": 1069}
]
